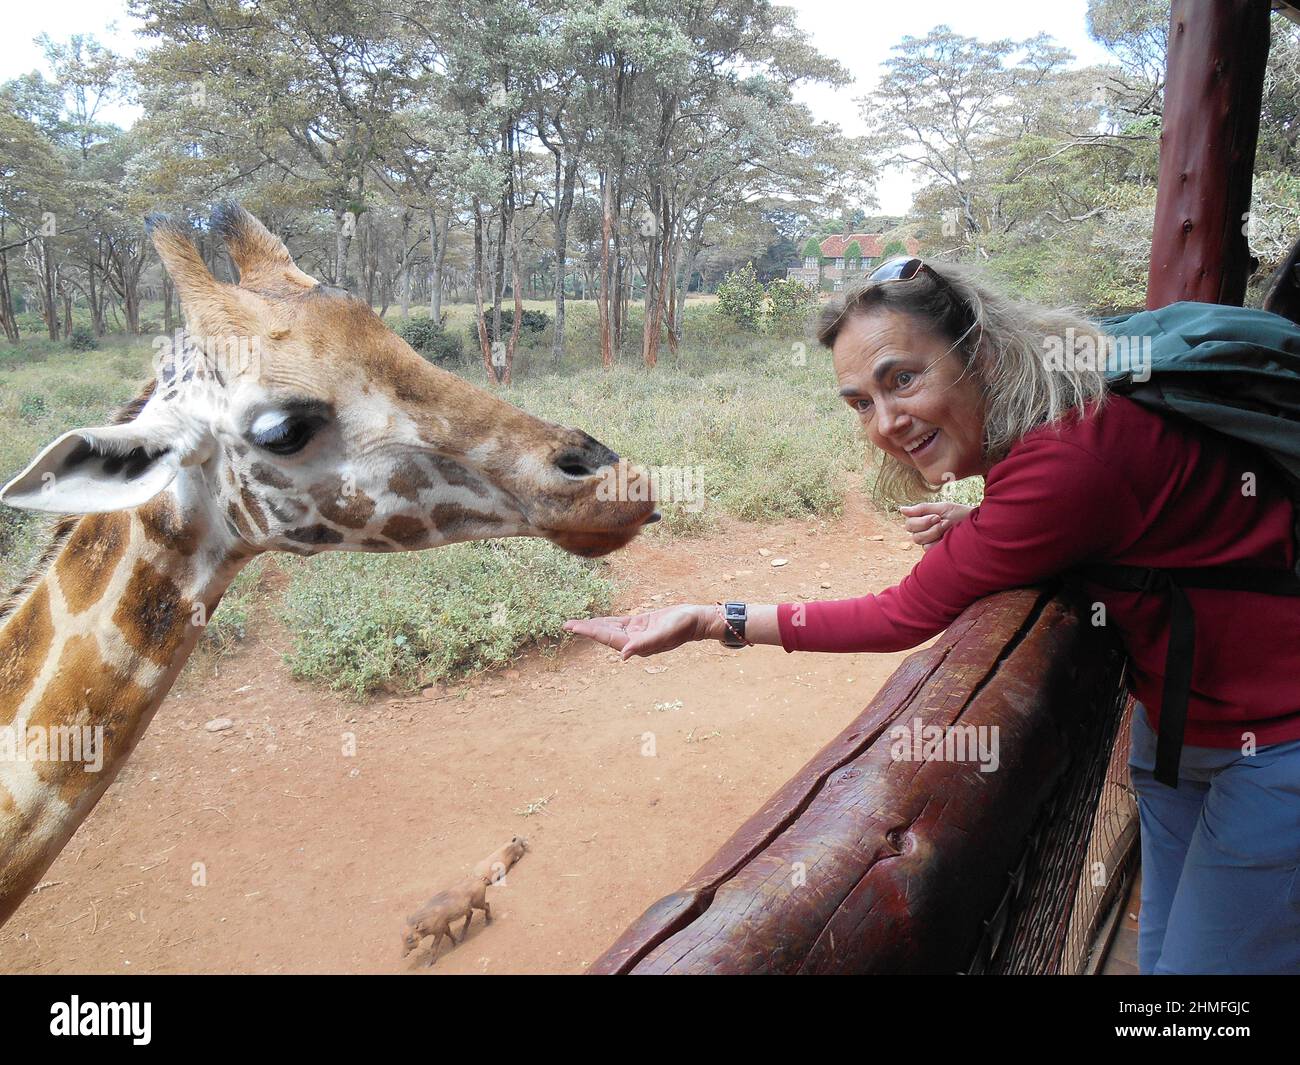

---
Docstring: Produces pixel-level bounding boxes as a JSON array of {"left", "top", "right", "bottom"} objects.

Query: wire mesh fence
[{"left": 967, "top": 682, "right": 1139, "bottom": 974}]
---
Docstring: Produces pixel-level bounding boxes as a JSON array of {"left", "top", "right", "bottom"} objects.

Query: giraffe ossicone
[{"left": 0, "top": 202, "right": 658, "bottom": 929}]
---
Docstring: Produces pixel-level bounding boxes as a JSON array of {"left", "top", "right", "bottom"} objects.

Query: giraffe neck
[{"left": 0, "top": 474, "right": 250, "bottom": 924}]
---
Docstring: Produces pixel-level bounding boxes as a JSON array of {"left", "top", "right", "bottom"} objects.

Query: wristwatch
[{"left": 721, "top": 602, "right": 748, "bottom": 648}]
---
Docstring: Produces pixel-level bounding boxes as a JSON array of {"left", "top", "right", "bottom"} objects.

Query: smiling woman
[
  {"left": 821, "top": 257, "right": 1109, "bottom": 507},
  {"left": 564, "top": 258, "right": 1300, "bottom": 976}
]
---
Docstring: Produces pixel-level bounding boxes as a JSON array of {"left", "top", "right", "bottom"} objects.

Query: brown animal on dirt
[
  {"left": 401, "top": 874, "right": 493, "bottom": 965},
  {"left": 472, "top": 836, "right": 529, "bottom": 884}
]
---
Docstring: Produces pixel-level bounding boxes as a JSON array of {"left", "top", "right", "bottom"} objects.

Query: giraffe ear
[
  {"left": 146, "top": 211, "right": 253, "bottom": 337},
  {"left": 211, "top": 201, "right": 319, "bottom": 292},
  {"left": 0, "top": 423, "right": 184, "bottom": 515}
]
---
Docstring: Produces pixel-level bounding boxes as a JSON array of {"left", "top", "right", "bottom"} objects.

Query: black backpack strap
[{"left": 1069, "top": 563, "right": 1300, "bottom": 788}]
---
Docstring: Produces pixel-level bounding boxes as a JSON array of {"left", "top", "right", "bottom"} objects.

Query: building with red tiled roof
[{"left": 787, "top": 233, "right": 922, "bottom": 291}]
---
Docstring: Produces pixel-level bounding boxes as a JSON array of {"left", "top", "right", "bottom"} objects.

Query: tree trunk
[
  {"left": 88, "top": 253, "right": 105, "bottom": 337},
  {"left": 0, "top": 248, "right": 19, "bottom": 344},
  {"left": 473, "top": 199, "right": 498, "bottom": 385},
  {"left": 334, "top": 208, "right": 352, "bottom": 288},
  {"left": 599, "top": 167, "right": 614, "bottom": 369},
  {"left": 363, "top": 216, "right": 379, "bottom": 307},
  {"left": 552, "top": 154, "right": 578, "bottom": 364},
  {"left": 676, "top": 217, "right": 706, "bottom": 347},
  {"left": 613, "top": 226, "right": 624, "bottom": 356},
  {"left": 41, "top": 241, "right": 58, "bottom": 341},
  {"left": 399, "top": 210, "right": 412, "bottom": 320},
  {"left": 506, "top": 203, "right": 521, "bottom": 387},
  {"left": 429, "top": 206, "right": 450, "bottom": 323},
  {"left": 666, "top": 218, "right": 686, "bottom": 355}
]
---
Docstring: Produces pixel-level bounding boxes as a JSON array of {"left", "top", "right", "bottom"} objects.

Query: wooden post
[{"left": 1146, "top": 0, "right": 1271, "bottom": 309}]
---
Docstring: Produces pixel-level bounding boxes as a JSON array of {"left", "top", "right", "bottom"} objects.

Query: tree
[
  {"left": 1085, "top": 0, "right": 1168, "bottom": 120},
  {"left": 715, "top": 262, "right": 763, "bottom": 329},
  {"left": 0, "top": 101, "right": 67, "bottom": 342}
]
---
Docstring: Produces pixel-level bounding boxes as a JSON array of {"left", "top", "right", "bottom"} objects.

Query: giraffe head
[{"left": 0, "top": 203, "right": 657, "bottom": 559}]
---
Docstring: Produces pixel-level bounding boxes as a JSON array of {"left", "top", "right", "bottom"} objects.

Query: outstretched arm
[{"left": 563, "top": 603, "right": 782, "bottom": 660}]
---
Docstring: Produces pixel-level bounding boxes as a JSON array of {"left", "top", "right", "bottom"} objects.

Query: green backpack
[{"left": 1070, "top": 301, "right": 1300, "bottom": 787}]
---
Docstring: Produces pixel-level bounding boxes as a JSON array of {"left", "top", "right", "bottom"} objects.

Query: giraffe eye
[{"left": 249, "top": 414, "right": 323, "bottom": 456}]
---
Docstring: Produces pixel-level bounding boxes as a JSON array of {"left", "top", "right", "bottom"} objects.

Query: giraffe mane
[{"left": 0, "top": 379, "right": 158, "bottom": 623}]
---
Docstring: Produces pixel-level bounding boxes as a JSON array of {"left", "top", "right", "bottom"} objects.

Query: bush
[
  {"left": 467, "top": 308, "right": 550, "bottom": 344},
  {"left": 18, "top": 393, "right": 48, "bottom": 422},
  {"left": 765, "top": 278, "right": 819, "bottom": 332},
  {"left": 201, "top": 558, "right": 266, "bottom": 655},
  {"left": 397, "top": 316, "right": 464, "bottom": 364},
  {"left": 716, "top": 262, "right": 765, "bottom": 330},
  {"left": 68, "top": 326, "right": 98, "bottom": 352},
  {"left": 282, "top": 539, "right": 612, "bottom": 697}
]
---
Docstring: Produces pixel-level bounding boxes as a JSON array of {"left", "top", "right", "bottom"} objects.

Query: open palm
[{"left": 563, "top": 605, "right": 704, "bottom": 661}]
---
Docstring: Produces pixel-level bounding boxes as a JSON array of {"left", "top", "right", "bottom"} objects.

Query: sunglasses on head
[
  {"left": 866, "top": 256, "right": 979, "bottom": 344},
  {"left": 869, "top": 256, "right": 937, "bottom": 283}
]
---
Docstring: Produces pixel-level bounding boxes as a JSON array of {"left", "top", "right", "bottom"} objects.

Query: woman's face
[{"left": 833, "top": 308, "right": 990, "bottom": 483}]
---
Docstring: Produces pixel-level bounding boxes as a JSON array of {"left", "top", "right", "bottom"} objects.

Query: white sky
[{"left": 0, "top": 0, "right": 1122, "bottom": 215}]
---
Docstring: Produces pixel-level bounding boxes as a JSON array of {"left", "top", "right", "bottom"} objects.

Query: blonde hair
[{"left": 816, "top": 262, "right": 1111, "bottom": 507}]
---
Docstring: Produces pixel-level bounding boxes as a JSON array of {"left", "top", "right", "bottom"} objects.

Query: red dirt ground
[{"left": 0, "top": 488, "right": 924, "bottom": 974}]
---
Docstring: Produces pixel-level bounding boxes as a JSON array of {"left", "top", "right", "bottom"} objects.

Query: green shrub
[
  {"left": 468, "top": 308, "right": 550, "bottom": 344},
  {"left": 397, "top": 316, "right": 464, "bottom": 364},
  {"left": 765, "top": 278, "right": 819, "bottom": 332},
  {"left": 281, "top": 539, "right": 613, "bottom": 697},
  {"left": 201, "top": 558, "right": 266, "bottom": 654},
  {"left": 18, "top": 393, "right": 48, "bottom": 422},
  {"left": 715, "top": 262, "right": 765, "bottom": 330},
  {"left": 68, "top": 325, "right": 98, "bottom": 352}
]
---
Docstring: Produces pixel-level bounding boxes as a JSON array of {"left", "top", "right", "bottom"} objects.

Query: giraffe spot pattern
[
  {"left": 240, "top": 486, "right": 270, "bottom": 534},
  {"left": 379, "top": 515, "right": 429, "bottom": 546},
  {"left": 250, "top": 462, "right": 292, "bottom": 490},
  {"left": 139, "top": 496, "right": 199, "bottom": 556},
  {"left": 227, "top": 500, "right": 256, "bottom": 542},
  {"left": 431, "top": 504, "right": 504, "bottom": 537},
  {"left": 27, "top": 633, "right": 151, "bottom": 805},
  {"left": 311, "top": 475, "right": 376, "bottom": 528},
  {"left": 429, "top": 455, "right": 491, "bottom": 499},
  {"left": 112, "top": 560, "right": 192, "bottom": 667},
  {"left": 263, "top": 495, "right": 302, "bottom": 525},
  {"left": 387, "top": 465, "right": 432, "bottom": 503},
  {"left": 55, "top": 514, "right": 130, "bottom": 615},
  {"left": 0, "top": 585, "right": 53, "bottom": 727}
]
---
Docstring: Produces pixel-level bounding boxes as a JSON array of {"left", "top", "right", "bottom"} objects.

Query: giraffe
[{"left": 0, "top": 203, "right": 657, "bottom": 928}]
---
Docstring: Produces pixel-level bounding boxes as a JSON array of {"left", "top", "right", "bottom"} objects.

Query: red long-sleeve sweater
[{"left": 776, "top": 394, "right": 1300, "bottom": 748}]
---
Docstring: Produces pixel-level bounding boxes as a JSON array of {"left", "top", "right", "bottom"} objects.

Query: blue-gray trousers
[{"left": 1128, "top": 702, "right": 1300, "bottom": 974}]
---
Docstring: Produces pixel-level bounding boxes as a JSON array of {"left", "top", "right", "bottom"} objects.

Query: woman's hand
[
  {"left": 899, "top": 501, "right": 974, "bottom": 551},
  {"left": 563, "top": 604, "right": 712, "bottom": 661}
]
